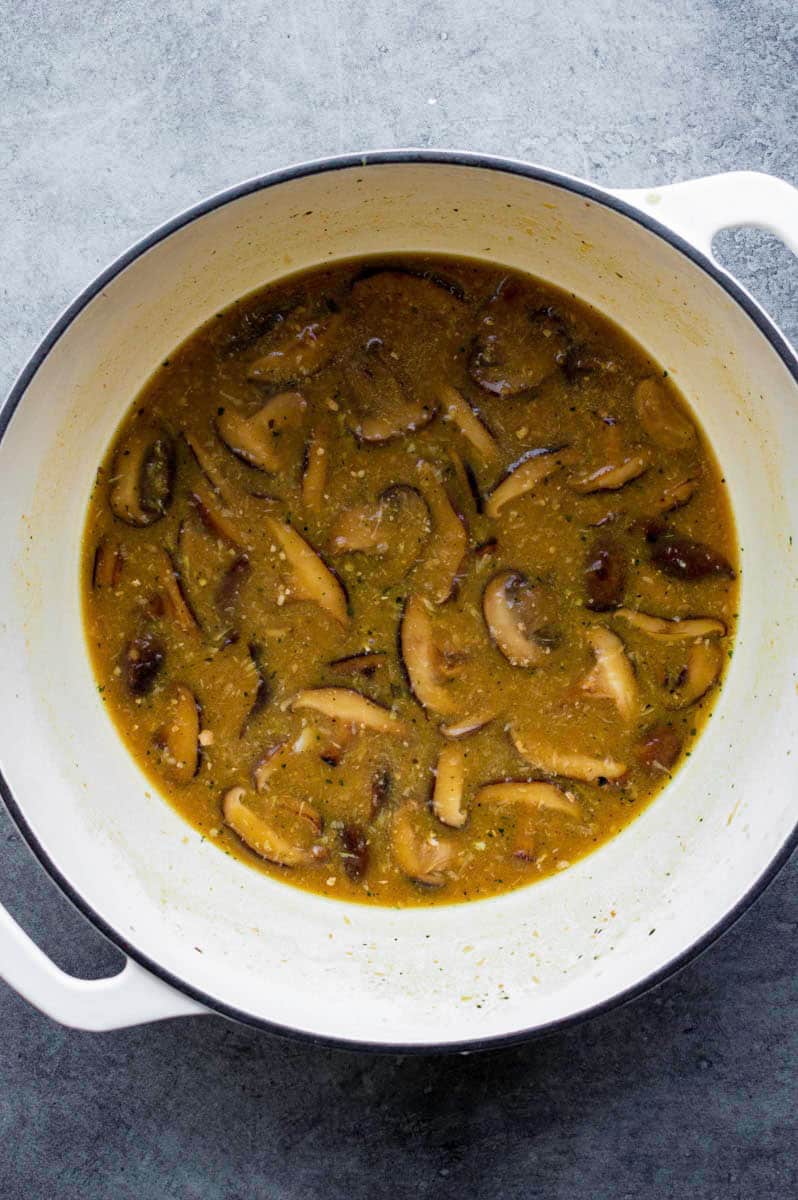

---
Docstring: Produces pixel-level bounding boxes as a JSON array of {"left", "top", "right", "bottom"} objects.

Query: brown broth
[{"left": 82, "top": 256, "right": 738, "bottom": 906}]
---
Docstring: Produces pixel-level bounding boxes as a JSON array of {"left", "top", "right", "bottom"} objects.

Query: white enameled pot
[{"left": 0, "top": 153, "right": 797, "bottom": 1051}]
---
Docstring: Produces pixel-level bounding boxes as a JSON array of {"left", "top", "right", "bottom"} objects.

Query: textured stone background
[{"left": 0, "top": 2, "right": 796, "bottom": 1197}]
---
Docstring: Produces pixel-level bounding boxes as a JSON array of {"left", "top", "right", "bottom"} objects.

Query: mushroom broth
[{"left": 82, "top": 256, "right": 737, "bottom": 906}]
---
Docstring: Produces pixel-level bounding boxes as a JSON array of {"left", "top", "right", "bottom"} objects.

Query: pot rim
[{"left": 1, "top": 148, "right": 796, "bottom": 1054}]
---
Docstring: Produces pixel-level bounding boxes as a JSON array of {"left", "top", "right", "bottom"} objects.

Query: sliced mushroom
[
  {"left": 330, "top": 502, "right": 383, "bottom": 554},
  {"left": 475, "top": 780, "right": 580, "bottom": 818},
  {"left": 92, "top": 538, "right": 124, "bottom": 589},
  {"left": 431, "top": 744, "right": 467, "bottom": 828},
  {"left": 399, "top": 594, "right": 459, "bottom": 715},
  {"left": 615, "top": 608, "right": 726, "bottom": 640},
  {"left": 470, "top": 280, "right": 568, "bottom": 395},
  {"left": 346, "top": 350, "right": 435, "bottom": 444},
  {"left": 483, "top": 571, "right": 555, "bottom": 668},
  {"left": 222, "top": 298, "right": 290, "bottom": 357},
  {"left": 183, "top": 429, "right": 233, "bottom": 497},
  {"left": 485, "top": 447, "right": 573, "bottom": 519},
  {"left": 569, "top": 454, "right": 649, "bottom": 494},
  {"left": 655, "top": 476, "right": 698, "bottom": 514},
  {"left": 109, "top": 424, "right": 175, "bottom": 526},
  {"left": 635, "top": 725, "right": 682, "bottom": 770},
  {"left": 252, "top": 726, "right": 325, "bottom": 790},
  {"left": 240, "top": 643, "right": 270, "bottom": 735},
  {"left": 510, "top": 728, "right": 627, "bottom": 783},
  {"left": 634, "top": 377, "right": 696, "bottom": 450},
  {"left": 330, "top": 484, "right": 431, "bottom": 573},
  {"left": 301, "top": 430, "right": 327, "bottom": 513},
  {"left": 415, "top": 461, "right": 468, "bottom": 604},
  {"left": 155, "top": 549, "right": 199, "bottom": 633},
  {"left": 153, "top": 684, "right": 200, "bottom": 784},
  {"left": 247, "top": 304, "right": 342, "bottom": 385},
  {"left": 216, "top": 392, "right": 307, "bottom": 473},
  {"left": 215, "top": 554, "right": 250, "bottom": 621},
  {"left": 439, "top": 384, "right": 499, "bottom": 464},
  {"left": 290, "top": 688, "right": 407, "bottom": 734},
  {"left": 340, "top": 824, "right": 369, "bottom": 882},
  {"left": 190, "top": 480, "right": 247, "bottom": 548},
  {"left": 580, "top": 627, "right": 639, "bottom": 722},
  {"left": 252, "top": 739, "right": 292, "bottom": 791},
  {"left": 667, "top": 639, "right": 723, "bottom": 708},
  {"left": 329, "top": 651, "right": 388, "bottom": 678},
  {"left": 121, "top": 631, "right": 164, "bottom": 696},
  {"left": 448, "top": 448, "right": 484, "bottom": 518},
  {"left": 440, "top": 710, "right": 497, "bottom": 739},
  {"left": 650, "top": 533, "right": 735, "bottom": 581},
  {"left": 265, "top": 514, "right": 349, "bottom": 626},
  {"left": 222, "top": 786, "right": 323, "bottom": 867},
  {"left": 584, "top": 534, "right": 626, "bottom": 611},
  {"left": 391, "top": 805, "right": 456, "bottom": 887}
]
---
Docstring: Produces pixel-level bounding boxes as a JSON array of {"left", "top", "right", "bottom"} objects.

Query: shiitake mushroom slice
[
  {"left": 329, "top": 652, "right": 388, "bottom": 679},
  {"left": 240, "top": 643, "right": 270, "bottom": 736},
  {"left": 339, "top": 824, "right": 369, "bottom": 882},
  {"left": 431, "top": 744, "right": 467, "bottom": 829},
  {"left": 634, "top": 377, "right": 696, "bottom": 450},
  {"left": 155, "top": 548, "right": 200, "bottom": 633},
  {"left": 264, "top": 514, "right": 349, "bottom": 627},
  {"left": 109, "top": 424, "right": 175, "bottom": 527},
  {"left": 247, "top": 303, "right": 343, "bottom": 386},
  {"left": 635, "top": 725, "right": 682, "bottom": 770},
  {"left": 614, "top": 608, "right": 726, "bottom": 640},
  {"left": 222, "top": 786, "right": 325, "bottom": 867},
  {"left": 290, "top": 688, "right": 407, "bottom": 735},
  {"left": 438, "top": 384, "right": 499, "bottom": 466},
  {"left": 301, "top": 429, "right": 328, "bottom": 514},
  {"left": 579, "top": 627, "right": 639, "bottom": 723},
  {"left": 650, "top": 532, "right": 735, "bottom": 581},
  {"left": 469, "top": 279, "right": 569, "bottom": 396},
  {"left": 474, "top": 780, "right": 580, "bottom": 818},
  {"left": 399, "top": 594, "right": 459, "bottom": 716},
  {"left": 655, "top": 476, "right": 698, "bottom": 514},
  {"left": 584, "top": 534, "right": 626, "bottom": 612},
  {"left": 216, "top": 392, "right": 307, "bottom": 474},
  {"left": 330, "top": 484, "right": 431, "bottom": 575},
  {"left": 391, "top": 804, "right": 456, "bottom": 887},
  {"left": 482, "top": 571, "right": 558, "bottom": 669},
  {"left": 484, "top": 447, "right": 574, "bottom": 519},
  {"left": 152, "top": 684, "right": 201, "bottom": 785},
  {"left": 121, "top": 631, "right": 165, "bottom": 697},
  {"left": 92, "top": 537, "right": 124, "bottom": 589},
  {"left": 215, "top": 554, "right": 251, "bottom": 623},
  {"left": 568, "top": 454, "right": 649, "bottom": 494},
  {"left": 415, "top": 461, "right": 468, "bottom": 605},
  {"left": 510, "top": 727, "right": 627, "bottom": 783},
  {"left": 345, "top": 351, "right": 435, "bottom": 444},
  {"left": 666, "top": 640, "right": 723, "bottom": 709}
]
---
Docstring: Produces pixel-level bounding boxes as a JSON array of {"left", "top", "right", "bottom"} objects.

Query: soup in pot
[{"left": 83, "top": 256, "right": 738, "bottom": 906}]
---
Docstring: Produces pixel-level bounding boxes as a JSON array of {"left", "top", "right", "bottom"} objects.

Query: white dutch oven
[{"left": 0, "top": 152, "right": 796, "bottom": 1051}]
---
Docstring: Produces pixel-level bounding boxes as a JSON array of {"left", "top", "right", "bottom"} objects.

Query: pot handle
[
  {"left": 0, "top": 901, "right": 208, "bottom": 1030},
  {"left": 611, "top": 171, "right": 798, "bottom": 259}
]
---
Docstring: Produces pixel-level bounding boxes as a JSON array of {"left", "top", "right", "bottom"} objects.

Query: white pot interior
[{"left": 1, "top": 160, "right": 796, "bottom": 1047}]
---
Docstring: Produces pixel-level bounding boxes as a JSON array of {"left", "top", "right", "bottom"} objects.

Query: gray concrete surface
[{"left": 0, "top": 1, "right": 796, "bottom": 1196}]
